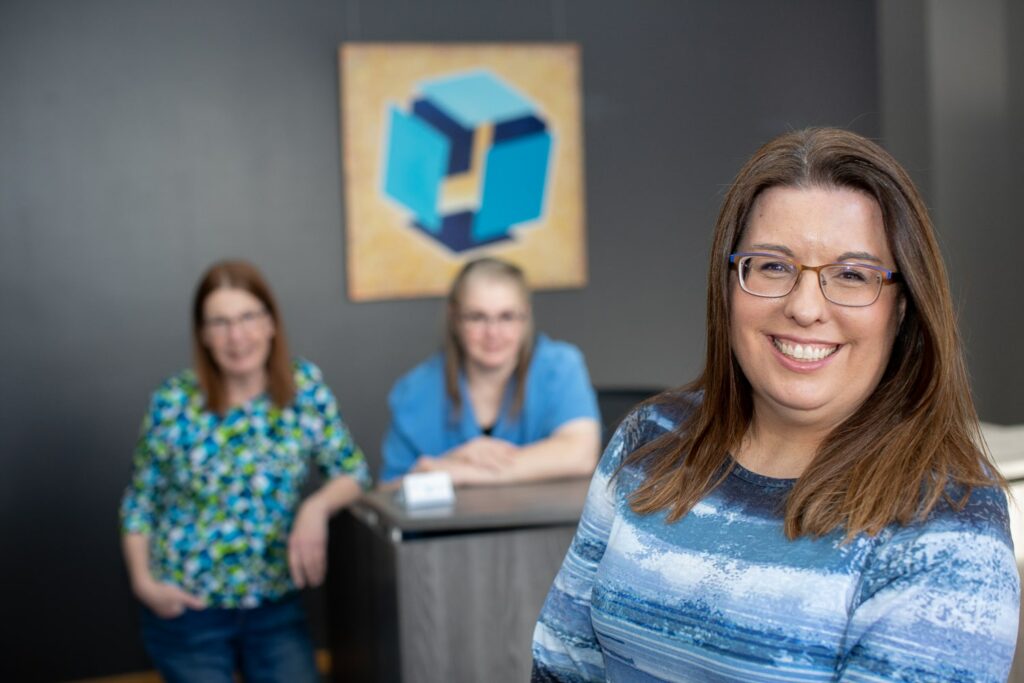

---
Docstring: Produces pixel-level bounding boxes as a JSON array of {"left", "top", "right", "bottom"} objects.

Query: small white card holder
[{"left": 398, "top": 471, "right": 456, "bottom": 509}]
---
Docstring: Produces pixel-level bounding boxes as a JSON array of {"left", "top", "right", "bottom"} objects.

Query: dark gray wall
[
  {"left": 878, "top": 0, "right": 1024, "bottom": 426},
  {"left": 0, "top": 1, "right": 879, "bottom": 680}
]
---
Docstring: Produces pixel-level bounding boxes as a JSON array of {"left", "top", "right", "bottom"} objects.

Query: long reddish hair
[
  {"left": 625, "top": 128, "right": 1004, "bottom": 539},
  {"left": 191, "top": 260, "right": 295, "bottom": 414}
]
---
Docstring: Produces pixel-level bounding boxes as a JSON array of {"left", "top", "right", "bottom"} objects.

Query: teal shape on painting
[
  {"left": 383, "top": 105, "right": 449, "bottom": 231},
  {"left": 419, "top": 70, "right": 535, "bottom": 129},
  {"left": 474, "top": 131, "right": 552, "bottom": 240}
]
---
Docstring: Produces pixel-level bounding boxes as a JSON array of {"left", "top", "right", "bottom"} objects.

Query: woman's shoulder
[
  {"left": 292, "top": 357, "right": 325, "bottom": 388},
  {"left": 145, "top": 369, "right": 201, "bottom": 422},
  {"left": 598, "top": 390, "right": 699, "bottom": 475},
  {"left": 855, "top": 483, "right": 1019, "bottom": 616},
  {"left": 924, "top": 482, "right": 1013, "bottom": 538},
  {"left": 866, "top": 483, "right": 1016, "bottom": 583},
  {"left": 153, "top": 368, "right": 199, "bottom": 404},
  {"left": 532, "top": 333, "right": 585, "bottom": 365},
  {"left": 627, "top": 390, "right": 700, "bottom": 435},
  {"left": 389, "top": 352, "right": 445, "bottom": 404}
]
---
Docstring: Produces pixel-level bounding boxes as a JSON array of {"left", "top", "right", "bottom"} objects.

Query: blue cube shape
[
  {"left": 474, "top": 131, "right": 552, "bottom": 240},
  {"left": 382, "top": 106, "right": 450, "bottom": 231},
  {"left": 380, "top": 71, "right": 553, "bottom": 252}
]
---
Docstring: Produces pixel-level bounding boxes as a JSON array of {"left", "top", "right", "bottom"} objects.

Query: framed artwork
[{"left": 339, "top": 43, "right": 587, "bottom": 301}]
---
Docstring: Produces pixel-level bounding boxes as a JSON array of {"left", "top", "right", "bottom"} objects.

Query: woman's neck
[
  {"left": 464, "top": 361, "right": 515, "bottom": 426},
  {"left": 735, "top": 414, "right": 834, "bottom": 479},
  {"left": 223, "top": 370, "right": 268, "bottom": 408}
]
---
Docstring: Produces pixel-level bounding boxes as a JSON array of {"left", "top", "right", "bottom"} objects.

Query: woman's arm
[
  {"left": 288, "top": 474, "right": 362, "bottom": 588},
  {"left": 411, "top": 340, "right": 602, "bottom": 487},
  {"left": 120, "top": 390, "right": 204, "bottom": 617},
  {"left": 531, "top": 409, "right": 646, "bottom": 681},
  {"left": 837, "top": 489, "right": 1020, "bottom": 682},
  {"left": 430, "top": 418, "right": 600, "bottom": 486},
  {"left": 122, "top": 532, "right": 205, "bottom": 618},
  {"left": 290, "top": 364, "right": 372, "bottom": 587}
]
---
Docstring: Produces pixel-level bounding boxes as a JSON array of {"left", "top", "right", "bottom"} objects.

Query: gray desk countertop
[{"left": 352, "top": 476, "right": 591, "bottom": 535}]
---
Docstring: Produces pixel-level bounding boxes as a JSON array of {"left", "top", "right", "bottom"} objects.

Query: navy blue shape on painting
[
  {"left": 412, "top": 99, "right": 474, "bottom": 175},
  {"left": 413, "top": 211, "right": 512, "bottom": 253},
  {"left": 494, "top": 115, "right": 547, "bottom": 143}
]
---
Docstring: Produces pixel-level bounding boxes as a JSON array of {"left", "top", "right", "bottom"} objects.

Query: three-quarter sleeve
[
  {"left": 531, "top": 409, "right": 641, "bottom": 680},
  {"left": 838, "top": 487, "right": 1020, "bottom": 682},
  {"left": 119, "top": 391, "right": 173, "bottom": 535},
  {"left": 537, "top": 342, "right": 600, "bottom": 436},
  {"left": 302, "top": 362, "right": 371, "bottom": 490},
  {"left": 379, "top": 356, "right": 448, "bottom": 483}
]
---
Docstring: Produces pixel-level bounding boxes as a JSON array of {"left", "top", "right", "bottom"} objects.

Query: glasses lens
[
  {"left": 820, "top": 265, "right": 883, "bottom": 306},
  {"left": 739, "top": 256, "right": 797, "bottom": 297}
]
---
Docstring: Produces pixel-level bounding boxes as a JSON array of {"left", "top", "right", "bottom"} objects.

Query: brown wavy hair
[
  {"left": 191, "top": 260, "right": 295, "bottom": 414},
  {"left": 444, "top": 257, "right": 534, "bottom": 418},
  {"left": 625, "top": 128, "right": 1004, "bottom": 539}
]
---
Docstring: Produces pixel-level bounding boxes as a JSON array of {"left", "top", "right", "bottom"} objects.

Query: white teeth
[{"left": 773, "top": 339, "right": 838, "bottom": 361}]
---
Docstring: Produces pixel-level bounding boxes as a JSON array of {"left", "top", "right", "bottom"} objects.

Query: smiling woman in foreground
[{"left": 532, "top": 128, "right": 1020, "bottom": 682}]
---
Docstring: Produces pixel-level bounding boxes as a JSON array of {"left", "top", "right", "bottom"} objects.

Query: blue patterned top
[
  {"left": 120, "top": 359, "right": 370, "bottom": 608},
  {"left": 533, "top": 399, "right": 1020, "bottom": 682}
]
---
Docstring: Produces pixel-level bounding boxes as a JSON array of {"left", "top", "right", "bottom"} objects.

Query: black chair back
[{"left": 596, "top": 387, "right": 663, "bottom": 448}]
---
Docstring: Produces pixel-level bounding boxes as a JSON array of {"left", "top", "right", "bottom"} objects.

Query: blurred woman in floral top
[{"left": 121, "top": 260, "right": 369, "bottom": 682}]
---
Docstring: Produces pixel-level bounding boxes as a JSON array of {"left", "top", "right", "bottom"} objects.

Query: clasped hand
[{"left": 411, "top": 436, "right": 518, "bottom": 486}]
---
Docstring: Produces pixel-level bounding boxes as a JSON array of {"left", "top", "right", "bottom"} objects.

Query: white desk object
[{"left": 398, "top": 471, "right": 456, "bottom": 509}]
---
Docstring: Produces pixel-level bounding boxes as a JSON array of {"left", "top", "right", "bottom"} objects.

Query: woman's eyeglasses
[
  {"left": 459, "top": 311, "right": 527, "bottom": 329},
  {"left": 203, "top": 309, "right": 268, "bottom": 336},
  {"left": 729, "top": 253, "right": 899, "bottom": 307}
]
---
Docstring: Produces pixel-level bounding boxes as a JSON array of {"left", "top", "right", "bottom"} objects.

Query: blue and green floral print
[{"left": 121, "top": 359, "right": 370, "bottom": 608}]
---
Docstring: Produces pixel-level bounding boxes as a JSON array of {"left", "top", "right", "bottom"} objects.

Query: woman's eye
[
  {"left": 836, "top": 267, "right": 869, "bottom": 283},
  {"left": 758, "top": 260, "right": 792, "bottom": 274}
]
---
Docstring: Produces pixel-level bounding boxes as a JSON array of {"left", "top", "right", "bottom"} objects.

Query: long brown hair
[
  {"left": 626, "top": 128, "right": 1003, "bottom": 539},
  {"left": 191, "top": 260, "right": 296, "bottom": 414},
  {"left": 444, "top": 257, "right": 534, "bottom": 418}
]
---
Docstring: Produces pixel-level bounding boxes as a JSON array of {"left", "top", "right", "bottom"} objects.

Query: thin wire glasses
[
  {"left": 729, "top": 252, "right": 899, "bottom": 307},
  {"left": 203, "top": 309, "right": 268, "bottom": 336},
  {"left": 459, "top": 310, "right": 527, "bottom": 329}
]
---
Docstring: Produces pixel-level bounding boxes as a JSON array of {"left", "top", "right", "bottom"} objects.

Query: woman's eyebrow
[
  {"left": 835, "top": 251, "right": 882, "bottom": 263},
  {"left": 749, "top": 244, "right": 883, "bottom": 264},
  {"left": 749, "top": 243, "right": 795, "bottom": 257}
]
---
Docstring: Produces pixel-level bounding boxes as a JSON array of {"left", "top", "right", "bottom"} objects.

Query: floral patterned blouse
[{"left": 120, "top": 359, "right": 370, "bottom": 609}]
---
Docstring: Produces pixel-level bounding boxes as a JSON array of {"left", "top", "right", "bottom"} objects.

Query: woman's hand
[
  {"left": 448, "top": 436, "right": 518, "bottom": 471},
  {"left": 412, "top": 445, "right": 515, "bottom": 487},
  {"left": 288, "top": 496, "right": 329, "bottom": 589},
  {"left": 133, "top": 576, "right": 205, "bottom": 619}
]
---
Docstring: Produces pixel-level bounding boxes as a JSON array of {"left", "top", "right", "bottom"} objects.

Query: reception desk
[{"left": 326, "top": 477, "right": 589, "bottom": 682}]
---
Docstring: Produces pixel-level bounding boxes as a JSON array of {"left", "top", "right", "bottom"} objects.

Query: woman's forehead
[
  {"left": 460, "top": 276, "right": 525, "bottom": 308},
  {"left": 204, "top": 287, "right": 264, "bottom": 313}
]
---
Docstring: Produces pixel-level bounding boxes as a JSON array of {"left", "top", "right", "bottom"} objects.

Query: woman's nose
[{"left": 783, "top": 271, "right": 829, "bottom": 325}]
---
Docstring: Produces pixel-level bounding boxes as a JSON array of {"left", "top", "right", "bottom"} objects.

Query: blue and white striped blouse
[{"left": 532, "top": 400, "right": 1019, "bottom": 682}]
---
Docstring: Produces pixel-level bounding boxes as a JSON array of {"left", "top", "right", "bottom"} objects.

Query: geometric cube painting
[
  {"left": 384, "top": 71, "right": 552, "bottom": 252},
  {"left": 340, "top": 44, "right": 586, "bottom": 301}
]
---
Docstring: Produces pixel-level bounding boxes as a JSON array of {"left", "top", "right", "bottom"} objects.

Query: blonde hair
[{"left": 443, "top": 257, "right": 534, "bottom": 417}]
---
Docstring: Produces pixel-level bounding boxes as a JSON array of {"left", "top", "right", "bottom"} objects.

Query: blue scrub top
[{"left": 380, "top": 334, "right": 600, "bottom": 482}]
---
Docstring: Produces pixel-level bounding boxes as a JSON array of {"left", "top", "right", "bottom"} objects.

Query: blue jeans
[{"left": 140, "top": 594, "right": 320, "bottom": 683}]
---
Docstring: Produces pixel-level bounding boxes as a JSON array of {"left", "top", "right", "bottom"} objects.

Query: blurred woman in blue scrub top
[{"left": 381, "top": 257, "right": 601, "bottom": 486}]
